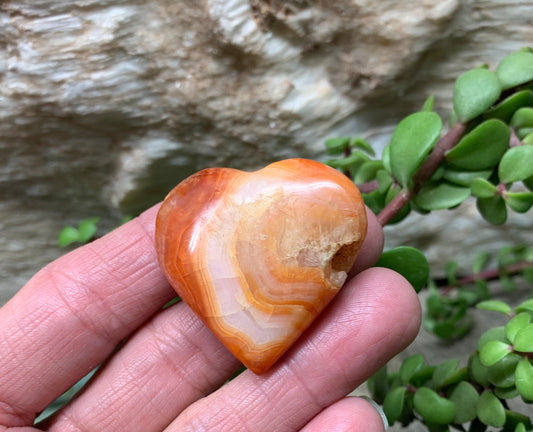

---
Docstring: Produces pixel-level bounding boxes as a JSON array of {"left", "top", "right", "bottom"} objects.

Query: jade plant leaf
[
  {"left": 376, "top": 246, "right": 429, "bottom": 293},
  {"left": 505, "top": 312, "right": 531, "bottom": 343},
  {"left": 454, "top": 68, "right": 502, "bottom": 122},
  {"left": 389, "top": 111, "right": 442, "bottom": 188},
  {"left": 487, "top": 353, "right": 520, "bottom": 388},
  {"left": 351, "top": 138, "right": 376, "bottom": 156},
  {"left": 446, "top": 119, "right": 510, "bottom": 170},
  {"left": 449, "top": 381, "right": 479, "bottom": 424},
  {"left": 477, "top": 300, "right": 512, "bottom": 315},
  {"left": 515, "top": 357, "right": 533, "bottom": 401},
  {"left": 479, "top": 340, "right": 512, "bottom": 366},
  {"left": 469, "top": 353, "right": 490, "bottom": 387},
  {"left": 383, "top": 386, "right": 407, "bottom": 425},
  {"left": 477, "top": 390, "right": 506, "bottom": 427},
  {"left": 477, "top": 195, "right": 507, "bottom": 225},
  {"left": 414, "top": 182, "right": 470, "bottom": 211},
  {"left": 399, "top": 354, "right": 425, "bottom": 384},
  {"left": 443, "top": 167, "right": 493, "bottom": 187},
  {"left": 484, "top": 90, "right": 533, "bottom": 122},
  {"left": 499, "top": 145, "right": 533, "bottom": 183},
  {"left": 505, "top": 191, "right": 533, "bottom": 213},
  {"left": 470, "top": 178, "right": 497, "bottom": 198},
  {"left": 496, "top": 50, "right": 533, "bottom": 90},
  {"left": 413, "top": 387, "right": 456, "bottom": 425},
  {"left": 432, "top": 359, "right": 460, "bottom": 389},
  {"left": 513, "top": 323, "right": 533, "bottom": 352},
  {"left": 477, "top": 326, "right": 508, "bottom": 351},
  {"left": 510, "top": 107, "right": 533, "bottom": 129},
  {"left": 325, "top": 137, "right": 350, "bottom": 155}
]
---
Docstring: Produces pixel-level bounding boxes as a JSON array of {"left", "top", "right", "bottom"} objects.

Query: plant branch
[
  {"left": 510, "top": 128, "right": 522, "bottom": 148},
  {"left": 436, "top": 260, "right": 532, "bottom": 295},
  {"left": 377, "top": 121, "right": 467, "bottom": 226},
  {"left": 357, "top": 180, "right": 379, "bottom": 193}
]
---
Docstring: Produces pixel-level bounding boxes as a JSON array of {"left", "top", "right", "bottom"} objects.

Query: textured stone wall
[{"left": 1, "top": 0, "right": 533, "bottom": 305}]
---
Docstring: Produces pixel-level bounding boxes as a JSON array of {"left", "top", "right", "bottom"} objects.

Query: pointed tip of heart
[{"left": 155, "top": 158, "right": 367, "bottom": 374}]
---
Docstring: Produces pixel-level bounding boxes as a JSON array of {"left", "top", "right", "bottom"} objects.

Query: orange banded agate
[{"left": 155, "top": 158, "right": 367, "bottom": 374}]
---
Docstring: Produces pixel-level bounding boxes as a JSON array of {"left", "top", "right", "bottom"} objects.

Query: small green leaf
[
  {"left": 506, "top": 409, "right": 533, "bottom": 431},
  {"left": 494, "top": 385, "right": 519, "bottom": 400},
  {"left": 351, "top": 138, "right": 376, "bottom": 156},
  {"left": 413, "top": 387, "right": 456, "bottom": 425},
  {"left": 506, "top": 312, "right": 531, "bottom": 343},
  {"left": 77, "top": 218, "right": 99, "bottom": 243},
  {"left": 487, "top": 353, "right": 520, "bottom": 387},
  {"left": 445, "top": 260, "right": 459, "bottom": 286},
  {"left": 484, "top": 90, "right": 533, "bottom": 122},
  {"left": 513, "top": 323, "right": 533, "bottom": 352},
  {"left": 362, "top": 189, "right": 386, "bottom": 215},
  {"left": 479, "top": 340, "right": 512, "bottom": 366},
  {"left": 454, "top": 68, "right": 502, "bottom": 122},
  {"left": 449, "top": 381, "right": 479, "bottom": 424},
  {"left": 421, "top": 94, "right": 435, "bottom": 112},
  {"left": 510, "top": 107, "right": 533, "bottom": 129},
  {"left": 476, "top": 390, "right": 506, "bottom": 427},
  {"left": 477, "top": 195, "right": 507, "bottom": 225},
  {"left": 516, "top": 298, "right": 533, "bottom": 314},
  {"left": 472, "top": 250, "right": 491, "bottom": 274},
  {"left": 383, "top": 386, "right": 407, "bottom": 425},
  {"left": 505, "top": 191, "right": 533, "bottom": 213},
  {"left": 471, "top": 178, "right": 498, "bottom": 198},
  {"left": 414, "top": 182, "right": 470, "bottom": 211},
  {"left": 514, "top": 422, "right": 527, "bottom": 432},
  {"left": 367, "top": 365, "right": 389, "bottom": 402},
  {"left": 515, "top": 357, "right": 533, "bottom": 401},
  {"left": 523, "top": 132, "right": 533, "bottom": 145},
  {"left": 376, "top": 170, "right": 393, "bottom": 194},
  {"left": 517, "top": 127, "right": 533, "bottom": 140},
  {"left": 442, "top": 167, "right": 493, "bottom": 187},
  {"left": 353, "top": 160, "right": 383, "bottom": 184},
  {"left": 325, "top": 151, "right": 369, "bottom": 171},
  {"left": 382, "top": 145, "right": 391, "bottom": 173},
  {"left": 477, "top": 326, "right": 508, "bottom": 351},
  {"left": 499, "top": 146, "right": 533, "bottom": 183},
  {"left": 325, "top": 137, "right": 350, "bottom": 155},
  {"left": 476, "top": 300, "right": 512, "bottom": 315},
  {"left": 446, "top": 119, "right": 510, "bottom": 170},
  {"left": 400, "top": 354, "right": 425, "bottom": 384},
  {"left": 376, "top": 246, "right": 429, "bottom": 293},
  {"left": 432, "top": 359, "right": 459, "bottom": 389},
  {"left": 496, "top": 50, "right": 533, "bottom": 90},
  {"left": 58, "top": 226, "right": 80, "bottom": 247},
  {"left": 389, "top": 111, "right": 442, "bottom": 187},
  {"left": 469, "top": 353, "right": 490, "bottom": 386}
]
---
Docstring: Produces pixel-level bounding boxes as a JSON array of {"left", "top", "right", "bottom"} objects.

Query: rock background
[{"left": 1, "top": 2, "right": 533, "bottom": 428}]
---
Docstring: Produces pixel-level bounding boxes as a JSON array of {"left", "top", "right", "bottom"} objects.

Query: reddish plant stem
[
  {"left": 440, "top": 260, "right": 532, "bottom": 296},
  {"left": 377, "top": 121, "right": 467, "bottom": 226},
  {"left": 509, "top": 128, "right": 522, "bottom": 148},
  {"left": 358, "top": 179, "right": 379, "bottom": 193}
]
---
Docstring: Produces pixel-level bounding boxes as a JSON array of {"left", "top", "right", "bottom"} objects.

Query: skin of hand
[{"left": 0, "top": 205, "right": 421, "bottom": 432}]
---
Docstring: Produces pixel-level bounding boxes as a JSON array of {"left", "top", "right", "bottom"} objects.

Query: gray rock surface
[{"left": 1, "top": 0, "right": 532, "bottom": 351}]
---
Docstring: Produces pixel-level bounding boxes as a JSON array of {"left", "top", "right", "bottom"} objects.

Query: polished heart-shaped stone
[{"left": 155, "top": 158, "right": 367, "bottom": 374}]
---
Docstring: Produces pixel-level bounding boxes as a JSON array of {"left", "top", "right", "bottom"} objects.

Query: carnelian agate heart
[{"left": 155, "top": 158, "right": 367, "bottom": 374}]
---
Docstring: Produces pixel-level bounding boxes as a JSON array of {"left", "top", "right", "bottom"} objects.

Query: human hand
[{"left": 0, "top": 205, "right": 420, "bottom": 432}]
